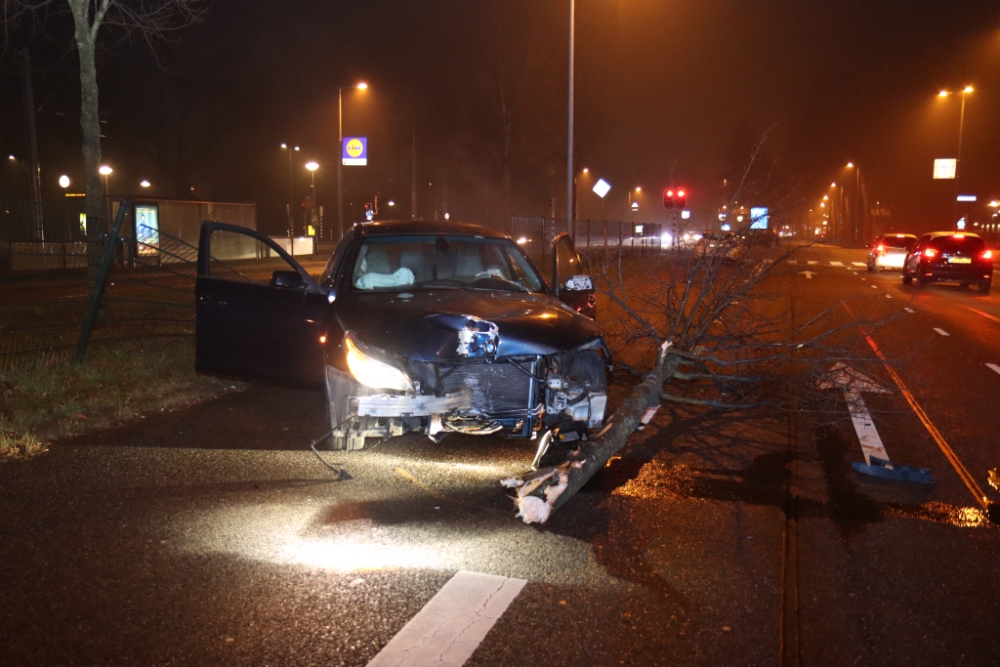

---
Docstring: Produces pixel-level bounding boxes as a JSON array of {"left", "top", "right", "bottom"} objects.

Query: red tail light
[
  {"left": 924, "top": 248, "right": 938, "bottom": 258},
  {"left": 983, "top": 250, "right": 993, "bottom": 259},
  {"left": 876, "top": 244, "right": 885, "bottom": 254}
]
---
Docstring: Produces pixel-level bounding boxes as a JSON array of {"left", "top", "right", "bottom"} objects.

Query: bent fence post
[{"left": 74, "top": 199, "right": 129, "bottom": 363}]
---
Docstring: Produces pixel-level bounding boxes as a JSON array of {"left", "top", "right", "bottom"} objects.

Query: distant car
[
  {"left": 902, "top": 231, "right": 993, "bottom": 292},
  {"left": 195, "top": 220, "right": 609, "bottom": 451},
  {"left": 867, "top": 233, "right": 918, "bottom": 272}
]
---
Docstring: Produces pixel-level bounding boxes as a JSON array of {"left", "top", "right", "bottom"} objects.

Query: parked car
[
  {"left": 195, "top": 220, "right": 609, "bottom": 451},
  {"left": 902, "top": 231, "right": 993, "bottom": 292},
  {"left": 867, "top": 233, "right": 917, "bottom": 272}
]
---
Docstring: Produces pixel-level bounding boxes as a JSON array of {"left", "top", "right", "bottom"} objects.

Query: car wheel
[
  {"left": 867, "top": 261, "right": 874, "bottom": 273},
  {"left": 979, "top": 278, "right": 992, "bottom": 293}
]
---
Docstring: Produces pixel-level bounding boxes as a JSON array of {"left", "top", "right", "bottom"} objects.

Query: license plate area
[{"left": 948, "top": 257, "right": 972, "bottom": 264}]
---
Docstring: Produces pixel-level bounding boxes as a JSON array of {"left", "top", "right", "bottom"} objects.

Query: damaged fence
[{"left": 1, "top": 197, "right": 197, "bottom": 369}]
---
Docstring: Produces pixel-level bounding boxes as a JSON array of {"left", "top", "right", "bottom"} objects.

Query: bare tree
[
  {"left": 505, "top": 140, "right": 898, "bottom": 523},
  {"left": 2, "top": 0, "right": 206, "bottom": 229}
]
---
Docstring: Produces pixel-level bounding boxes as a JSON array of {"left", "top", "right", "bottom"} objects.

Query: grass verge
[{"left": 0, "top": 341, "right": 239, "bottom": 461}]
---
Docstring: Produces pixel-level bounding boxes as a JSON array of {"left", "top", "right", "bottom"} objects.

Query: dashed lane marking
[
  {"left": 904, "top": 307, "right": 915, "bottom": 314},
  {"left": 933, "top": 328, "right": 950, "bottom": 336},
  {"left": 851, "top": 261, "right": 866, "bottom": 267},
  {"left": 959, "top": 304, "right": 1000, "bottom": 324},
  {"left": 807, "top": 260, "right": 818, "bottom": 265},
  {"left": 870, "top": 285, "right": 878, "bottom": 289},
  {"left": 366, "top": 571, "right": 527, "bottom": 667},
  {"left": 829, "top": 260, "right": 844, "bottom": 267},
  {"left": 987, "top": 363, "right": 1000, "bottom": 376}
]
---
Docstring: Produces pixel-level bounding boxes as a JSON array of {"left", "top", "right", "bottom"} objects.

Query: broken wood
[{"left": 504, "top": 342, "right": 680, "bottom": 524}]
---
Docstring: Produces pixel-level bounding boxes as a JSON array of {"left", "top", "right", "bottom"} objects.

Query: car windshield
[
  {"left": 351, "top": 234, "right": 544, "bottom": 293},
  {"left": 929, "top": 235, "right": 984, "bottom": 254}
]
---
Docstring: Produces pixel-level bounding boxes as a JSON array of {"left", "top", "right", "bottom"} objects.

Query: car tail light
[
  {"left": 876, "top": 244, "right": 885, "bottom": 254},
  {"left": 982, "top": 250, "right": 993, "bottom": 260},
  {"left": 924, "top": 248, "right": 938, "bottom": 258}
]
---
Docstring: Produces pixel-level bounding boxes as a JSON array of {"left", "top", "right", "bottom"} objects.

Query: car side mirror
[
  {"left": 563, "top": 275, "right": 594, "bottom": 292},
  {"left": 270, "top": 270, "right": 304, "bottom": 289}
]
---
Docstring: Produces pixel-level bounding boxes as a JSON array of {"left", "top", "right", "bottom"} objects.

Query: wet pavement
[{"left": 2, "top": 244, "right": 1000, "bottom": 666}]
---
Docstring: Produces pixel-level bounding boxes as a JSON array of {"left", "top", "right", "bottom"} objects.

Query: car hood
[{"left": 335, "top": 289, "right": 602, "bottom": 361}]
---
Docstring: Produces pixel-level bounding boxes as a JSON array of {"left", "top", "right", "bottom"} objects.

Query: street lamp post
[
  {"left": 306, "top": 161, "right": 319, "bottom": 239},
  {"left": 338, "top": 82, "right": 368, "bottom": 242},
  {"left": 566, "top": 0, "right": 576, "bottom": 238},
  {"left": 939, "top": 86, "right": 973, "bottom": 228},
  {"left": 280, "top": 143, "right": 300, "bottom": 236},
  {"left": 846, "top": 162, "right": 862, "bottom": 244}
]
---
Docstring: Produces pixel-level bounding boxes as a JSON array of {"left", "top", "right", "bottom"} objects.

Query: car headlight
[{"left": 344, "top": 334, "right": 413, "bottom": 392}]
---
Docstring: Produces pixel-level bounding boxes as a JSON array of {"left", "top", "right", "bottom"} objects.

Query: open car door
[
  {"left": 196, "top": 222, "right": 329, "bottom": 387},
  {"left": 552, "top": 232, "right": 597, "bottom": 319}
]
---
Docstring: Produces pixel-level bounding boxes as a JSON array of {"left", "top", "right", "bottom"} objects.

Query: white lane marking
[
  {"left": 987, "top": 363, "right": 1000, "bottom": 376},
  {"left": 798, "top": 270, "right": 817, "bottom": 279},
  {"left": 366, "top": 571, "right": 526, "bottom": 667},
  {"left": 959, "top": 304, "right": 1000, "bottom": 324},
  {"left": 807, "top": 260, "right": 818, "bottom": 265},
  {"left": 885, "top": 293, "right": 892, "bottom": 299},
  {"left": 904, "top": 307, "right": 915, "bottom": 314},
  {"left": 933, "top": 328, "right": 950, "bottom": 336},
  {"left": 852, "top": 261, "right": 866, "bottom": 267},
  {"left": 829, "top": 261, "right": 844, "bottom": 267},
  {"left": 819, "top": 364, "right": 891, "bottom": 465},
  {"left": 870, "top": 285, "right": 878, "bottom": 289},
  {"left": 788, "top": 259, "right": 798, "bottom": 265}
]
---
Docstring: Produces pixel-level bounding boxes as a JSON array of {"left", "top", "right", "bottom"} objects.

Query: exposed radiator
[{"left": 440, "top": 360, "right": 533, "bottom": 417}]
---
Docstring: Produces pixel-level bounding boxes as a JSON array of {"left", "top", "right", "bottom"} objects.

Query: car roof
[
  {"left": 354, "top": 219, "right": 511, "bottom": 240},
  {"left": 880, "top": 233, "right": 917, "bottom": 238}
]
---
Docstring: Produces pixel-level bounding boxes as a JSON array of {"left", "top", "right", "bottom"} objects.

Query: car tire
[
  {"left": 979, "top": 278, "right": 991, "bottom": 293},
  {"left": 867, "top": 262, "right": 874, "bottom": 273}
]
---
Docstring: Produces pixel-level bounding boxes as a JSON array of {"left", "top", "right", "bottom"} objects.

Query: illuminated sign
[
  {"left": 342, "top": 137, "right": 367, "bottom": 166},
  {"left": 750, "top": 207, "right": 768, "bottom": 229},
  {"left": 933, "top": 158, "right": 956, "bottom": 179},
  {"left": 135, "top": 205, "right": 160, "bottom": 256},
  {"left": 592, "top": 178, "right": 611, "bottom": 198},
  {"left": 957, "top": 194, "right": 977, "bottom": 202}
]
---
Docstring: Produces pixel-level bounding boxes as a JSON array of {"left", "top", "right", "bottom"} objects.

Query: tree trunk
[{"left": 505, "top": 343, "right": 681, "bottom": 524}]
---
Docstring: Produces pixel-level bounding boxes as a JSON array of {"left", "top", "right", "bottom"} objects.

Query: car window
[
  {"left": 555, "top": 235, "right": 581, "bottom": 287},
  {"left": 205, "top": 227, "right": 301, "bottom": 286},
  {"left": 928, "top": 235, "right": 984, "bottom": 254},
  {"left": 350, "top": 235, "right": 543, "bottom": 293},
  {"left": 880, "top": 235, "right": 916, "bottom": 249}
]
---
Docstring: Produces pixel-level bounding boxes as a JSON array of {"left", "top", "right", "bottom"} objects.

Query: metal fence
[{"left": 1, "top": 198, "right": 197, "bottom": 369}]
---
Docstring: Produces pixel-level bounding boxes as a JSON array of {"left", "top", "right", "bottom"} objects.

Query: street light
[
  {"left": 938, "top": 85, "right": 974, "bottom": 228},
  {"left": 58, "top": 175, "right": 70, "bottom": 188},
  {"left": 98, "top": 164, "right": 112, "bottom": 196},
  {"left": 140, "top": 180, "right": 151, "bottom": 188},
  {"left": 280, "top": 143, "right": 300, "bottom": 235},
  {"left": 305, "top": 161, "right": 320, "bottom": 238},
  {"left": 566, "top": 0, "right": 576, "bottom": 237},
  {"left": 845, "top": 162, "right": 862, "bottom": 244},
  {"left": 338, "top": 82, "right": 368, "bottom": 241}
]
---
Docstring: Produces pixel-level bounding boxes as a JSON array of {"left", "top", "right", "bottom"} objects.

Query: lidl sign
[{"left": 343, "top": 137, "right": 367, "bottom": 166}]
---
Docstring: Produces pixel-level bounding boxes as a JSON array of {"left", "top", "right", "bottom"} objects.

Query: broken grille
[{"left": 439, "top": 359, "right": 534, "bottom": 418}]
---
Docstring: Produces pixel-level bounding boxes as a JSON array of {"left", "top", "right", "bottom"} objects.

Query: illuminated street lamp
[
  {"left": 305, "top": 161, "right": 320, "bottom": 238},
  {"left": 140, "top": 180, "right": 151, "bottom": 188},
  {"left": 98, "top": 165, "right": 112, "bottom": 197},
  {"left": 846, "top": 162, "right": 863, "bottom": 243},
  {"left": 338, "top": 82, "right": 368, "bottom": 241},
  {"left": 58, "top": 175, "right": 70, "bottom": 188},
  {"left": 280, "top": 143, "right": 300, "bottom": 235},
  {"left": 938, "top": 86, "right": 974, "bottom": 228}
]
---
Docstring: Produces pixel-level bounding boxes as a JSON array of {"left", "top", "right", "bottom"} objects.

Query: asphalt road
[{"left": 2, "top": 243, "right": 999, "bottom": 666}]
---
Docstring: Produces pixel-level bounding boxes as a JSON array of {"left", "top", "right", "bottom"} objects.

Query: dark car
[
  {"left": 902, "top": 231, "right": 993, "bottom": 292},
  {"left": 195, "top": 220, "right": 609, "bottom": 452},
  {"left": 867, "top": 233, "right": 917, "bottom": 272}
]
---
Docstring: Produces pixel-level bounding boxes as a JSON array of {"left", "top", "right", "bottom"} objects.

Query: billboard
[
  {"left": 750, "top": 207, "right": 768, "bottom": 230},
  {"left": 342, "top": 137, "right": 368, "bottom": 166},
  {"left": 135, "top": 204, "right": 160, "bottom": 256}
]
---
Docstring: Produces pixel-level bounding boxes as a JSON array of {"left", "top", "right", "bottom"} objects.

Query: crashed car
[{"left": 195, "top": 220, "right": 609, "bottom": 452}]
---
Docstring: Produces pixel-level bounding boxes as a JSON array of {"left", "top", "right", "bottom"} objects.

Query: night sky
[{"left": 3, "top": 0, "right": 1000, "bottom": 236}]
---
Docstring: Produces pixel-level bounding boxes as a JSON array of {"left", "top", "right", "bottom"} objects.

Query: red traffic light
[
  {"left": 663, "top": 188, "right": 675, "bottom": 209},
  {"left": 676, "top": 189, "right": 687, "bottom": 209}
]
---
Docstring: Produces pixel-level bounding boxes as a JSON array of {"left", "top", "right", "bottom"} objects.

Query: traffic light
[
  {"left": 675, "top": 188, "right": 687, "bottom": 210},
  {"left": 364, "top": 203, "right": 374, "bottom": 221},
  {"left": 663, "top": 188, "right": 675, "bottom": 209}
]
